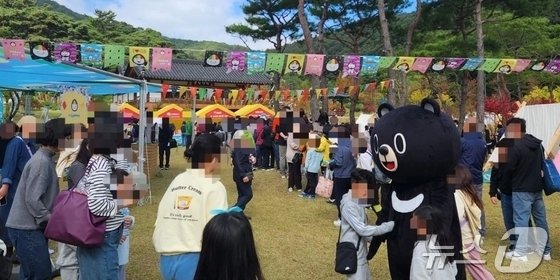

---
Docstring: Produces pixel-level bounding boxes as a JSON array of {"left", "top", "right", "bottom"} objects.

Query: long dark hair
[
  {"left": 75, "top": 139, "right": 91, "bottom": 165},
  {"left": 454, "top": 164, "right": 484, "bottom": 210},
  {"left": 194, "top": 213, "right": 265, "bottom": 280},
  {"left": 413, "top": 205, "right": 456, "bottom": 264}
]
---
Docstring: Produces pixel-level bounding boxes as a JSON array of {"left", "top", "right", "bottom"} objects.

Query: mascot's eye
[
  {"left": 373, "top": 134, "right": 379, "bottom": 154},
  {"left": 393, "top": 133, "right": 406, "bottom": 154}
]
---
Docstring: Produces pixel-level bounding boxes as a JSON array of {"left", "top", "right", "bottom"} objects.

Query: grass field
[{"left": 125, "top": 150, "right": 560, "bottom": 280}]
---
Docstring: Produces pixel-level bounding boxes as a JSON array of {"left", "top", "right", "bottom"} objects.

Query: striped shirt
[{"left": 81, "top": 155, "right": 124, "bottom": 231}]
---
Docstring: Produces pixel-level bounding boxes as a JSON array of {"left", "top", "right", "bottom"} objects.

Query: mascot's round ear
[
  {"left": 420, "top": 98, "right": 441, "bottom": 116},
  {"left": 377, "top": 103, "right": 394, "bottom": 118}
]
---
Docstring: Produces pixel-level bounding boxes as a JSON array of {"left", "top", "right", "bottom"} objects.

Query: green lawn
[{"left": 126, "top": 152, "right": 560, "bottom": 280}]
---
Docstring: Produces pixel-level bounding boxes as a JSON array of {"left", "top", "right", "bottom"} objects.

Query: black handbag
[
  {"left": 292, "top": 152, "right": 303, "bottom": 165},
  {"left": 334, "top": 225, "right": 361, "bottom": 274},
  {"left": 168, "top": 138, "right": 178, "bottom": 148}
]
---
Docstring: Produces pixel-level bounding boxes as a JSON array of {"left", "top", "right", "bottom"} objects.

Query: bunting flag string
[
  {"left": 159, "top": 81, "right": 386, "bottom": 104},
  {"left": 2, "top": 38, "right": 560, "bottom": 77}
]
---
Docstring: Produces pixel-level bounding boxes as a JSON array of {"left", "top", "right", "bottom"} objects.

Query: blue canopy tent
[
  {"left": 0, "top": 51, "right": 159, "bottom": 177},
  {"left": 0, "top": 54, "right": 160, "bottom": 94}
]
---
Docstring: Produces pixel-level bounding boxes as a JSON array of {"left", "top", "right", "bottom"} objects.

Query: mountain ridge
[{"left": 36, "top": 0, "right": 250, "bottom": 52}]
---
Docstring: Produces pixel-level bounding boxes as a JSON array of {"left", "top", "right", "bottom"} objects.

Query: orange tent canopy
[
  {"left": 120, "top": 103, "right": 140, "bottom": 119},
  {"left": 234, "top": 104, "right": 274, "bottom": 118},
  {"left": 155, "top": 104, "right": 184, "bottom": 119}
]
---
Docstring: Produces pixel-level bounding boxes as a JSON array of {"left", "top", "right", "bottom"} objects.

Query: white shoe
[
  {"left": 333, "top": 219, "right": 341, "bottom": 227},
  {"left": 507, "top": 251, "right": 528, "bottom": 262},
  {"left": 288, "top": 187, "right": 293, "bottom": 192},
  {"left": 281, "top": 175, "right": 286, "bottom": 179},
  {"left": 537, "top": 250, "right": 552, "bottom": 261}
]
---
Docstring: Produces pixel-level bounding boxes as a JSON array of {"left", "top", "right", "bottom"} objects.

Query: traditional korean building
[{"left": 127, "top": 59, "right": 272, "bottom": 110}]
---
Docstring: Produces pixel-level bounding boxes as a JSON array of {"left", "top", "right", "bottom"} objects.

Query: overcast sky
[{"left": 52, "top": 0, "right": 275, "bottom": 50}]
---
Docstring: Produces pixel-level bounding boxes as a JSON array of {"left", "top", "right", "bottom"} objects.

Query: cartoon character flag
[
  {"left": 2, "top": 39, "right": 26, "bottom": 60},
  {"left": 29, "top": 42, "right": 54, "bottom": 61},
  {"left": 411, "top": 57, "right": 433, "bottom": 73},
  {"left": 247, "top": 52, "right": 266, "bottom": 75},
  {"left": 151, "top": 47, "right": 173, "bottom": 71},
  {"left": 513, "top": 59, "right": 531, "bottom": 72},
  {"left": 477, "top": 58, "right": 501, "bottom": 72},
  {"left": 284, "top": 54, "right": 305, "bottom": 75},
  {"left": 494, "top": 59, "right": 518, "bottom": 74},
  {"left": 104, "top": 45, "right": 125, "bottom": 69},
  {"left": 360, "top": 56, "right": 380, "bottom": 76},
  {"left": 343, "top": 55, "right": 361, "bottom": 77},
  {"left": 129, "top": 47, "right": 150, "bottom": 68},
  {"left": 80, "top": 44, "right": 103, "bottom": 68},
  {"left": 60, "top": 90, "right": 87, "bottom": 125},
  {"left": 446, "top": 58, "right": 466, "bottom": 70},
  {"left": 430, "top": 58, "right": 447, "bottom": 72},
  {"left": 304, "top": 54, "right": 325, "bottom": 76},
  {"left": 544, "top": 59, "right": 560, "bottom": 74},
  {"left": 265, "top": 53, "right": 286, "bottom": 73},
  {"left": 226, "top": 51, "right": 246, "bottom": 73},
  {"left": 460, "top": 58, "right": 483, "bottom": 71},
  {"left": 53, "top": 43, "right": 80, "bottom": 63},
  {"left": 204, "top": 51, "right": 224, "bottom": 67},
  {"left": 393, "top": 57, "right": 415, "bottom": 73},
  {"left": 530, "top": 60, "right": 548, "bottom": 72},
  {"left": 324, "top": 56, "right": 342, "bottom": 76}
]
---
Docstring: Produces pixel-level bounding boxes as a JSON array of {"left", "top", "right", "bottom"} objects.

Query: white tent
[
  {"left": 488, "top": 103, "right": 560, "bottom": 163},
  {"left": 356, "top": 113, "right": 375, "bottom": 133}
]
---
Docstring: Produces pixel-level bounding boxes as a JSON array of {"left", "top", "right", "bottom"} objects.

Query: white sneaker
[
  {"left": 281, "top": 175, "right": 286, "bottom": 179},
  {"left": 537, "top": 250, "right": 552, "bottom": 261},
  {"left": 333, "top": 219, "right": 341, "bottom": 227},
  {"left": 288, "top": 187, "right": 293, "bottom": 192},
  {"left": 508, "top": 251, "right": 528, "bottom": 262}
]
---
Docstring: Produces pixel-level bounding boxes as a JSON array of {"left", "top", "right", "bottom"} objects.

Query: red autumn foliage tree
[{"left": 484, "top": 94, "right": 519, "bottom": 123}]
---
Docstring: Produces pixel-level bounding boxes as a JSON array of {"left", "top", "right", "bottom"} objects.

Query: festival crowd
[{"left": 0, "top": 103, "right": 554, "bottom": 280}]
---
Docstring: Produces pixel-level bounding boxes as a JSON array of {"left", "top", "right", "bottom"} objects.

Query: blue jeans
[
  {"left": 7, "top": 228, "right": 51, "bottom": 280},
  {"left": 512, "top": 191, "right": 552, "bottom": 255},
  {"left": 78, "top": 226, "right": 123, "bottom": 280},
  {"left": 500, "top": 193, "right": 515, "bottom": 245},
  {"left": 160, "top": 253, "right": 200, "bottom": 280}
]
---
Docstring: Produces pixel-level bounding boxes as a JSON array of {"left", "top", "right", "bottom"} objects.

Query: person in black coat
[{"left": 159, "top": 118, "right": 173, "bottom": 170}]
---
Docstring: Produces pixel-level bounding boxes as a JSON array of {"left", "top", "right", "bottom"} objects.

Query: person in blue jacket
[
  {"left": 0, "top": 121, "right": 34, "bottom": 262},
  {"left": 460, "top": 119, "right": 488, "bottom": 237},
  {"left": 329, "top": 127, "right": 356, "bottom": 227}
]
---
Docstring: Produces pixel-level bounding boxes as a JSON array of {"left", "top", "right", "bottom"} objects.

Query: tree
[
  {"left": 225, "top": 0, "right": 300, "bottom": 52},
  {"left": 475, "top": 0, "right": 486, "bottom": 134},
  {"left": 377, "top": 0, "right": 397, "bottom": 105},
  {"left": 226, "top": 0, "right": 299, "bottom": 112},
  {"left": 91, "top": 10, "right": 117, "bottom": 35},
  {"left": 296, "top": 0, "right": 329, "bottom": 121}
]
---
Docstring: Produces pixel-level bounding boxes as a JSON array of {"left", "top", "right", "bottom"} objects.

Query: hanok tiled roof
[{"left": 141, "top": 59, "right": 272, "bottom": 85}]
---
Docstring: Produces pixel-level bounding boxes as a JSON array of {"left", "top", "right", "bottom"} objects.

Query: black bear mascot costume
[{"left": 368, "top": 98, "right": 465, "bottom": 280}]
